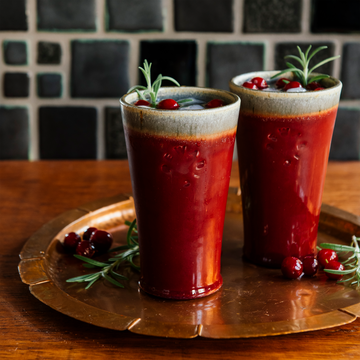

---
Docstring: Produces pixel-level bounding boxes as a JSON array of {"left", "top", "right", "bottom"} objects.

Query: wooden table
[{"left": 1, "top": 160, "right": 360, "bottom": 359}]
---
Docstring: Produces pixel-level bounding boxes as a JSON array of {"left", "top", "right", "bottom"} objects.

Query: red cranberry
[
  {"left": 324, "top": 261, "right": 344, "bottom": 280},
  {"left": 205, "top": 99, "right": 225, "bottom": 108},
  {"left": 76, "top": 240, "right": 95, "bottom": 258},
  {"left": 134, "top": 99, "right": 151, "bottom": 107},
  {"left": 283, "top": 81, "right": 302, "bottom": 91},
  {"left": 83, "top": 227, "right": 97, "bottom": 241},
  {"left": 302, "top": 255, "right": 319, "bottom": 277},
  {"left": 314, "top": 87, "right": 325, "bottom": 91},
  {"left": 89, "top": 230, "right": 113, "bottom": 253},
  {"left": 281, "top": 257, "right": 303, "bottom": 279},
  {"left": 242, "top": 81, "right": 258, "bottom": 90},
  {"left": 317, "top": 249, "right": 338, "bottom": 267},
  {"left": 306, "top": 82, "right": 321, "bottom": 91},
  {"left": 276, "top": 78, "right": 291, "bottom": 88},
  {"left": 157, "top": 99, "right": 180, "bottom": 110},
  {"left": 251, "top": 77, "right": 268, "bottom": 89},
  {"left": 63, "top": 232, "right": 81, "bottom": 252}
]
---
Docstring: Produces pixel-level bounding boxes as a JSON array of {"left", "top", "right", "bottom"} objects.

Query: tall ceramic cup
[
  {"left": 120, "top": 87, "right": 240, "bottom": 299},
  {"left": 230, "top": 71, "right": 342, "bottom": 268}
]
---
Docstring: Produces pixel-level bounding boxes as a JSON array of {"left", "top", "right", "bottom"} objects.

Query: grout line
[
  {"left": 302, "top": 0, "right": 311, "bottom": 35},
  {"left": 236, "top": 0, "right": 243, "bottom": 35}
]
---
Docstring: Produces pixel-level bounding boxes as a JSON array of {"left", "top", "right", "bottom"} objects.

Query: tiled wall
[{"left": 1, "top": 0, "right": 360, "bottom": 160}]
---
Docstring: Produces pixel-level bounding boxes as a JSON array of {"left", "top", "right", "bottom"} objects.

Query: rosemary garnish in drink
[
  {"left": 320, "top": 236, "right": 360, "bottom": 286},
  {"left": 66, "top": 219, "right": 139, "bottom": 289},
  {"left": 128, "top": 60, "right": 191, "bottom": 108},
  {"left": 271, "top": 45, "right": 340, "bottom": 87}
]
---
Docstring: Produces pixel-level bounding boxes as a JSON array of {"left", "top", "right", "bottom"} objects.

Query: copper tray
[{"left": 18, "top": 188, "right": 360, "bottom": 339}]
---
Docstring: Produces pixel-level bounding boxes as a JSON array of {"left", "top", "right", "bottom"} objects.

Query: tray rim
[{"left": 18, "top": 187, "right": 360, "bottom": 339}]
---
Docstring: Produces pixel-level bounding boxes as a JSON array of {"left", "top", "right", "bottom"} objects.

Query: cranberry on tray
[
  {"left": 63, "top": 232, "right": 81, "bottom": 252},
  {"left": 302, "top": 255, "right": 319, "bottom": 277},
  {"left": 76, "top": 240, "right": 95, "bottom": 258},
  {"left": 83, "top": 227, "right": 97, "bottom": 241},
  {"left": 157, "top": 99, "right": 180, "bottom": 110},
  {"left": 317, "top": 249, "right": 338, "bottom": 267},
  {"left": 281, "top": 257, "right": 303, "bottom": 279},
  {"left": 324, "top": 261, "right": 344, "bottom": 280},
  {"left": 89, "top": 230, "right": 113, "bottom": 254}
]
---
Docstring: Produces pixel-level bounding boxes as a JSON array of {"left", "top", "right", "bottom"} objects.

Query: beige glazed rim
[
  {"left": 229, "top": 70, "right": 342, "bottom": 116},
  {"left": 120, "top": 86, "right": 241, "bottom": 137}
]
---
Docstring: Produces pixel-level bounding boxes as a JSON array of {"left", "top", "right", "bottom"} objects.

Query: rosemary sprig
[
  {"left": 320, "top": 235, "right": 360, "bottom": 287},
  {"left": 271, "top": 45, "right": 340, "bottom": 87},
  {"left": 128, "top": 60, "right": 181, "bottom": 107},
  {"left": 66, "top": 219, "right": 139, "bottom": 289}
]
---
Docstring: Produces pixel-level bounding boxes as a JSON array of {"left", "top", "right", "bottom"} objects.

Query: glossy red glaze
[
  {"left": 205, "top": 99, "right": 225, "bottom": 108},
  {"left": 125, "top": 127, "right": 236, "bottom": 299},
  {"left": 324, "top": 261, "right": 344, "bottom": 280},
  {"left": 251, "top": 77, "right": 268, "bottom": 89},
  {"left": 134, "top": 99, "right": 152, "bottom": 107},
  {"left": 157, "top": 98, "right": 180, "bottom": 110},
  {"left": 317, "top": 248, "right": 338, "bottom": 267},
  {"left": 242, "top": 81, "right": 258, "bottom": 90},
  {"left": 281, "top": 257, "right": 303, "bottom": 279},
  {"left": 276, "top": 78, "right": 291, "bottom": 88},
  {"left": 283, "top": 81, "right": 302, "bottom": 91},
  {"left": 237, "top": 106, "right": 338, "bottom": 267}
]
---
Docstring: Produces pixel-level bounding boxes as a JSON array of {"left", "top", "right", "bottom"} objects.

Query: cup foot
[{"left": 139, "top": 276, "right": 223, "bottom": 300}]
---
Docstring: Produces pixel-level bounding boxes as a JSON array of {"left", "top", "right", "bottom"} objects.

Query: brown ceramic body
[
  {"left": 230, "top": 71, "right": 342, "bottom": 268},
  {"left": 120, "top": 87, "right": 240, "bottom": 299}
]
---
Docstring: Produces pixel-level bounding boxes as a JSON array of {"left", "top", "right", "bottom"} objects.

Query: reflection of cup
[
  {"left": 120, "top": 87, "right": 240, "bottom": 299},
  {"left": 230, "top": 71, "right": 342, "bottom": 268}
]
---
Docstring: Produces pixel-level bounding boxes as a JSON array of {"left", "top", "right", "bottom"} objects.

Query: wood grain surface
[{"left": 1, "top": 160, "right": 360, "bottom": 359}]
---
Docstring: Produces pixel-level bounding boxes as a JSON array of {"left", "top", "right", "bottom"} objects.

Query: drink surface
[
  {"left": 125, "top": 126, "right": 236, "bottom": 299},
  {"left": 237, "top": 106, "right": 338, "bottom": 267}
]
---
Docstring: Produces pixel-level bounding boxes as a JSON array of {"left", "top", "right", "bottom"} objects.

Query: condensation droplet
[
  {"left": 174, "top": 145, "right": 187, "bottom": 154},
  {"left": 184, "top": 181, "right": 191, "bottom": 188},
  {"left": 163, "top": 153, "right": 173, "bottom": 161},
  {"left": 278, "top": 127, "right": 290, "bottom": 136},
  {"left": 267, "top": 134, "right": 277, "bottom": 142},
  {"left": 284, "top": 160, "right": 291, "bottom": 166},
  {"left": 293, "top": 154, "right": 300, "bottom": 160},
  {"left": 195, "top": 150, "right": 200, "bottom": 157},
  {"left": 161, "top": 164, "right": 171, "bottom": 174},
  {"left": 196, "top": 160, "right": 205, "bottom": 170},
  {"left": 297, "top": 141, "right": 308, "bottom": 150},
  {"left": 266, "top": 144, "right": 274, "bottom": 150},
  {"left": 194, "top": 174, "right": 200, "bottom": 179}
]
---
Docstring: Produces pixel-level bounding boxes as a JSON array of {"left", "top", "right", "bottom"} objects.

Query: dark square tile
[
  {"left": 37, "top": 42, "right": 62, "bottom": 64},
  {"left": 0, "top": 0, "right": 27, "bottom": 31},
  {"left": 207, "top": 42, "right": 265, "bottom": 90},
  {"left": 329, "top": 108, "right": 360, "bottom": 160},
  {"left": 106, "top": 0, "right": 163, "bottom": 32},
  {"left": 311, "top": 0, "right": 360, "bottom": 33},
  {"left": 105, "top": 107, "right": 127, "bottom": 159},
  {"left": 174, "top": 0, "right": 233, "bottom": 32},
  {"left": 3, "top": 72, "right": 29, "bottom": 98},
  {"left": 244, "top": 0, "right": 302, "bottom": 33},
  {"left": 71, "top": 40, "right": 130, "bottom": 98},
  {"left": 139, "top": 41, "right": 197, "bottom": 86},
  {"left": 0, "top": 107, "right": 29, "bottom": 160},
  {"left": 341, "top": 43, "right": 360, "bottom": 99},
  {"left": 3, "top": 41, "right": 27, "bottom": 65},
  {"left": 275, "top": 42, "right": 335, "bottom": 76},
  {"left": 37, "top": 0, "right": 96, "bottom": 31},
  {"left": 39, "top": 107, "right": 97, "bottom": 159},
  {"left": 37, "top": 73, "right": 62, "bottom": 98}
]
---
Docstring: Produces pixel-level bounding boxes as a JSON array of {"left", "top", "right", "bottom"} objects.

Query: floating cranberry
[
  {"left": 251, "top": 77, "right": 268, "bottom": 89},
  {"left": 76, "top": 240, "right": 95, "bottom": 258},
  {"left": 276, "top": 78, "right": 291, "bottom": 88},
  {"left": 134, "top": 99, "right": 152, "bottom": 107},
  {"left": 242, "top": 81, "right": 258, "bottom": 90},
  {"left": 157, "top": 99, "right": 180, "bottom": 110},
  {"left": 83, "top": 227, "right": 97, "bottom": 241},
  {"left": 324, "top": 261, "right": 344, "bottom": 280},
  {"left": 281, "top": 257, "right": 303, "bottom": 279},
  {"left": 314, "top": 87, "right": 325, "bottom": 91},
  {"left": 89, "top": 230, "right": 113, "bottom": 253},
  {"left": 283, "top": 81, "right": 302, "bottom": 91},
  {"left": 63, "top": 232, "right": 81, "bottom": 252},
  {"left": 306, "top": 82, "right": 321, "bottom": 91},
  {"left": 205, "top": 99, "right": 225, "bottom": 108},
  {"left": 317, "top": 249, "right": 338, "bottom": 267},
  {"left": 302, "top": 255, "right": 319, "bottom": 277}
]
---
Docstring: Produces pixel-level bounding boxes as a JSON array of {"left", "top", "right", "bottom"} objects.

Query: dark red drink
[
  {"left": 230, "top": 71, "right": 342, "bottom": 268},
  {"left": 120, "top": 87, "right": 240, "bottom": 299}
]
